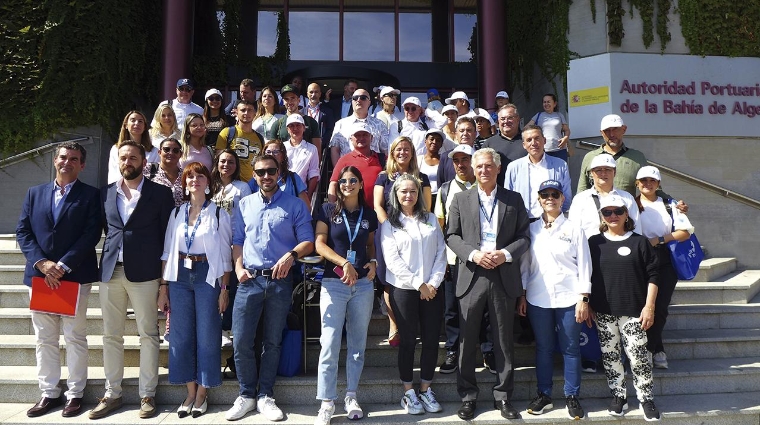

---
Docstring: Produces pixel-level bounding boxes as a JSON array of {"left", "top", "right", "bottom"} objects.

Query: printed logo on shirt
[
  {"left": 231, "top": 137, "right": 261, "bottom": 161},
  {"left": 333, "top": 216, "right": 344, "bottom": 224},
  {"left": 617, "top": 246, "right": 632, "bottom": 256},
  {"left": 361, "top": 219, "right": 369, "bottom": 229}
]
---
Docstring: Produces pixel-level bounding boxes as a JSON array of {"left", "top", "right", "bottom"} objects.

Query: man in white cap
[
  {"left": 328, "top": 122, "right": 385, "bottom": 207},
  {"left": 272, "top": 84, "right": 322, "bottom": 158},
  {"left": 372, "top": 86, "right": 403, "bottom": 130},
  {"left": 445, "top": 91, "right": 475, "bottom": 117},
  {"left": 490, "top": 91, "right": 510, "bottom": 123},
  {"left": 391, "top": 96, "right": 438, "bottom": 155},
  {"left": 473, "top": 108, "right": 495, "bottom": 148},
  {"left": 329, "top": 88, "right": 390, "bottom": 167},
  {"left": 284, "top": 114, "right": 320, "bottom": 200}
]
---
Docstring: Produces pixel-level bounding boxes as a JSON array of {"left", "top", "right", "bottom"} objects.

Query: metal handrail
[
  {"left": 0, "top": 137, "right": 91, "bottom": 169},
  {"left": 575, "top": 140, "right": 760, "bottom": 210}
]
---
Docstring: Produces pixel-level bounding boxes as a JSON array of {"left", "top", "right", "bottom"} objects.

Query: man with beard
[
  {"left": 90, "top": 140, "right": 174, "bottom": 420},
  {"left": 216, "top": 99, "right": 265, "bottom": 182},
  {"left": 225, "top": 155, "right": 314, "bottom": 422}
]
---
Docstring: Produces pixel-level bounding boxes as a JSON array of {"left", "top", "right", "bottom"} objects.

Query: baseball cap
[
  {"left": 441, "top": 104, "right": 458, "bottom": 115},
  {"left": 636, "top": 166, "right": 661, "bottom": 181},
  {"left": 402, "top": 97, "right": 422, "bottom": 108},
  {"left": 473, "top": 108, "right": 495, "bottom": 125},
  {"left": 424, "top": 128, "right": 445, "bottom": 140},
  {"left": 445, "top": 91, "right": 468, "bottom": 104},
  {"left": 589, "top": 154, "right": 616, "bottom": 170},
  {"left": 495, "top": 90, "right": 510, "bottom": 99},
  {"left": 286, "top": 114, "right": 305, "bottom": 126},
  {"left": 427, "top": 88, "right": 440, "bottom": 98},
  {"left": 447, "top": 144, "right": 475, "bottom": 158},
  {"left": 538, "top": 180, "right": 563, "bottom": 193},
  {"left": 280, "top": 84, "right": 299, "bottom": 97},
  {"left": 349, "top": 122, "right": 372, "bottom": 137},
  {"left": 598, "top": 195, "right": 627, "bottom": 210},
  {"left": 600, "top": 114, "right": 625, "bottom": 131},
  {"left": 380, "top": 86, "right": 400, "bottom": 97},
  {"left": 204, "top": 88, "right": 222, "bottom": 100},
  {"left": 176, "top": 78, "right": 193, "bottom": 89}
]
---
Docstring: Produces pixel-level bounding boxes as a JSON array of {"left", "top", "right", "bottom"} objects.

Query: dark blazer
[
  {"left": 16, "top": 180, "right": 102, "bottom": 286},
  {"left": 313, "top": 103, "right": 336, "bottom": 143},
  {"left": 445, "top": 186, "right": 530, "bottom": 298},
  {"left": 99, "top": 178, "right": 174, "bottom": 283},
  {"left": 328, "top": 97, "right": 353, "bottom": 120}
]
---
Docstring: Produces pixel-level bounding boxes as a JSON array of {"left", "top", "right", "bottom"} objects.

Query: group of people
[{"left": 16, "top": 74, "right": 694, "bottom": 424}]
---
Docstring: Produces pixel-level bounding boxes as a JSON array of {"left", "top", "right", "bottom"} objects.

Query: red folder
[{"left": 30, "top": 277, "right": 81, "bottom": 317}]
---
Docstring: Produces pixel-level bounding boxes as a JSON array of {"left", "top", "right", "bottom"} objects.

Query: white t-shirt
[{"left": 531, "top": 111, "right": 567, "bottom": 152}]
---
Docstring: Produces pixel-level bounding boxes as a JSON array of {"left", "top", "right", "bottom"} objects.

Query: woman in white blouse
[
  {"left": 380, "top": 173, "right": 447, "bottom": 416},
  {"left": 518, "top": 180, "right": 591, "bottom": 420},
  {"left": 634, "top": 166, "right": 694, "bottom": 369},
  {"left": 161, "top": 162, "right": 232, "bottom": 418}
]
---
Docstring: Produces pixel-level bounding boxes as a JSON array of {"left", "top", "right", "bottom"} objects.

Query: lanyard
[
  {"left": 185, "top": 200, "right": 209, "bottom": 252},
  {"left": 478, "top": 195, "right": 497, "bottom": 225},
  {"left": 341, "top": 207, "right": 364, "bottom": 250}
]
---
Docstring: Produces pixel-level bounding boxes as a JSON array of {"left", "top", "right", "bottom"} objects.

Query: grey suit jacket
[{"left": 445, "top": 186, "right": 530, "bottom": 298}]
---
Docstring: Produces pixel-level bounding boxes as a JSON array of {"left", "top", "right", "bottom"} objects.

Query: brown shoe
[
  {"left": 27, "top": 396, "right": 62, "bottom": 417},
  {"left": 62, "top": 398, "right": 83, "bottom": 417},
  {"left": 88, "top": 396, "right": 122, "bottom": 420},
  {"left": 139, "top": 396, "right": 157, "bottom": 419}
]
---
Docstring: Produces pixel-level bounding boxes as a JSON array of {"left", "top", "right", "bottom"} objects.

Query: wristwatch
[
  {"left": 289, "top": 250, "right": 299, "bottom": 260},
  {"left": 658, "top": 236, "right": 666, "bottom": 245},
  {"left": 581, "top": 296, "right": 590, "bottom": 303}
]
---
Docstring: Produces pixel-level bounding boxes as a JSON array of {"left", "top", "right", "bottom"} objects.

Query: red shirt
[{"left": 331, "top": 150, "right": 384, "bottom": 207}]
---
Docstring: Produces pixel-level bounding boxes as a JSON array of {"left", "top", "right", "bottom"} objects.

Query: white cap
[
  {"left": 495, "top": 90, "right": 509, "bottom": 99},
  {"left": 205, "top": 88, "right": 222, "bottom": 100},
  {"left": 424, "top": 128, "right": 445, "bottom": 140},
  {"left": 286, "top": 114, "right": 305, "bottom": 126},
  {"left": 441, "top": 104, "right": 458, "bottom": 115},
  {"left": 636, "top": 165, "right": 661, "bottom": 181},
  {"left": 372, "top": 85, "right": 384, "bottom": 93},
  {"left": 473, "top": 107, "right": 495, "bottom": 125},
  {"left": 598, "top": 194, "right": 627, "bottom": 210},
  {"left": 402, "top": 97, "right": 422, "bottom": 107},
  {"left": 380, "top": 86, "right": 400, "bottom": 97},
  {"left": 448, "top": 144, "right": 476, "bottom": 158},
  {"left": 445, "top": 91, "right": 468, "bottom": 104},
  {"left": 589, "top": 154, "right": 616, "bottom": 170},
  {"left": 600, "top": 114, "right": 625, "bottom": 130},
  {"left": 349, "top": 122, "right": 372, "bottom": 137}
]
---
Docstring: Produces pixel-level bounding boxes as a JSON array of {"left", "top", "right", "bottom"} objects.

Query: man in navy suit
[
  {"left": 88, "top": 140, "right": 174, "bottom": 420},
  {"left": 16, "top": 142, "right": 102, "bottom": 418}
]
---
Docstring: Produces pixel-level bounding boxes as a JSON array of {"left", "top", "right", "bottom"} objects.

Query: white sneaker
[
  {"left": 222, "top": 330, "right": 233, "bottom": 348},
  {"left": 419, "top": 388, "right": 442, "bottom": 413},
  {"left": 225, "top": 396, "right": 256, "bottom": 421},
  {"left": 653, "top": 351, "right": 668, "bottom": 369},
  {"left": 400, "top": 389, "right": 424, "bottom": 415},
  {"left": 344, "top": 395, "right": 363, "bottom": 420},
  {"left": 257, "top": 396, "right": 285, "bottom": 421},
  {"left": 314, "top": 404, "right": 334, "bottom": 425}
]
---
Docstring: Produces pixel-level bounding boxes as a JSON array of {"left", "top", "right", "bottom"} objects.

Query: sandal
[{"left": 388, "top": 330, "right": 400, "bottom": 347}]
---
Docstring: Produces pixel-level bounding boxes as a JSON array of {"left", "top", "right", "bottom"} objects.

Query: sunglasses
[
  {"left": 177, "top": 86, "right": 193, "bottom": 92},
  {"left": 404, "top": 106, "right": 418, "bottom": 111},
  {"left": 601, "top": 207, "right": 626, "bottom": 217},
  {"left": 352, "top": 95, "right": 369, "bottom": 101},
  {"left": 253, "top": 167, "right": 278, "bottom": 177},
  {"left": 338, "top": 177, "right": 359, "bottom": 185},
  {"left": 161, "top": 147, "right": 181, "bottom": 154},
  {"left": 539, "top": 191, "right": 561, "bottom": 199},
  {"left": 264, "top": 149, "right": 282, "bottom": 155},
  {"left": 208, "top": 96, "right": 222, "bottom": 102}
]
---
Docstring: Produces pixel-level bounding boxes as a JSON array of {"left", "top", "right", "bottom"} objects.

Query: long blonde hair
[
  {"left": 149, "top": 104, "right": 178, "bottom": 139},
  {"left": 385, "top": 136, "right": 420, "bottom": 179}
]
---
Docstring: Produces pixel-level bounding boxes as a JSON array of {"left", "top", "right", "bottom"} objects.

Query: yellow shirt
[{"left": 216, "top": 125, "right": 264, "bottom": 182}]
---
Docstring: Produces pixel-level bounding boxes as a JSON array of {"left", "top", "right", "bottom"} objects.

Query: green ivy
[
  {"left": 656, "top": 0, "right": 672, "bottom": 52},
  {"left": 630, "top": 0, "right": 654, "bottom": 48},
  {"left": 679, "top": 0, "right": 760, "bottom": 57},
  {"left": 607, "top": 0, "right": 626, "bottom": 46}
]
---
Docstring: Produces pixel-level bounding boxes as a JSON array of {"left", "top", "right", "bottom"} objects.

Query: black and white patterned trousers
[{"left": 596, "top": 313, "right": 655, "bottom": 402}]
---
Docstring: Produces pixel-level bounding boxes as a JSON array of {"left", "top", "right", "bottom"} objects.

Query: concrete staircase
[{"left": 1, "top": 233, "right": 760, "bottom": 424}]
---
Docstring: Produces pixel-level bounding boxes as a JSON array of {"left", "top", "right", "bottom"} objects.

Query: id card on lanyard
[
  {"left": 184, "top": 201, "right": 209, "bottom": 268},
  {"left": 479, "top": 196, "right": 497, "bottom": 246},
  {"left": 342, "top": 207, "right": 363, "bottom": 265}
]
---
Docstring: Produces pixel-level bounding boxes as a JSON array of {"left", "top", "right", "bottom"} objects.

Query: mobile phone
[{"left": 333, "top": 265, "right": 344, "bottom": 278}]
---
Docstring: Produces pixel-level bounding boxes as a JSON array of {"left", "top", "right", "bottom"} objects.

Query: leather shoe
[
  {"left": 494, "top": 400, "right": 521, "bottom": 419},
  {"left": 27, "top": 396, "right": 62, "bottom": 417},
  {"left": 457, "top": 401, "right": 477, "bottom": 420},
  {"left": 62, "top": 398, "right": 83, "bottom": 417}
]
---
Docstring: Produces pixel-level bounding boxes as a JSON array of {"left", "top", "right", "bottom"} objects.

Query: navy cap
[
  {"left": 176, "top": 78, "right": 193, "bottom": 89},
  {"left": 538, "top": 180, "right": 563, "bottom": 193}
]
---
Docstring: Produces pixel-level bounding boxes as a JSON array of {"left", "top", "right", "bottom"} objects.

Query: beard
[{"left": 120, "top": 164, "right": 143, "bottom": 180}]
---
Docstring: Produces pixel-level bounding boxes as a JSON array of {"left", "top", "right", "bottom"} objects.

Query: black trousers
[{"left": 646, "top": 245, "right": 678, "bottom": 353}]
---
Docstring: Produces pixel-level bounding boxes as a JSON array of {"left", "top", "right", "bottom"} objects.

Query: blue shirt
[
  {"left": 248, "top": 172, "right": 307, "bottom": 198},
  {"left": 52, "top": 181, "right": 75, "bottom": 223},
  {"left": 316, "top": 203, "right": 378, "bottom": 279},
  {"left": 233, "top": 189, "right": 314, "bottom": 269}
]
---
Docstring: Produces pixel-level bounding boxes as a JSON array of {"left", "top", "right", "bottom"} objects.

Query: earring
[
  {"left": 185, "top": 188, "right": 190, "bottom": 196},
  {"left": 204, "top": 186, "right": 210, "bottom": 195}
]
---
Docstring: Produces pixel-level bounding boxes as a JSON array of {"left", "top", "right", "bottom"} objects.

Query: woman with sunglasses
[
  {"left": 313, "top": 166, "right": 378, "bottom": 425},
  {"left": 204, "top": 89, "right": 233, "bottom": 148},
  {"left": 634, "top": 166, "right": 694, "bottom": 370},
  {"left": 179, "top": 113, "right": 214, "bottom": 171},
  {"left": 517, "top": 180, "right": 590, "bottom": 419},
  {"left": 588, "top": 195, "right": 661, "bottom": 421},
  {"left": 144, "top": 138, "right": 185, "bottom": 207},
  {"left": 252, "top": 86, "right": 284, "bottom": 142},
  {"left": 107, "top": 110, "right": 160, "bottom": 183},
  {"left": 149, "top": 104, "right": 181, "bottom": 149},
  {"left": 247, "top": 139, "right": 311, "bottom": 209},
  {"left": 380, "top": 173, "right": 446, "bottom": 415},
  {"left": 160, "top": 162, "right": 231, "bottom": 419}
]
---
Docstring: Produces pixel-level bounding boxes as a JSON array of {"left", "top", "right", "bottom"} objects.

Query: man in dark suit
[
  {"left": 16, "top": 142, "right": 101, "bottom": 418},
  {"left": 327, "top": 79, "right": 358, "bottom": 120},
  {"left": 445, "top": 147, "right": 530, "bottom": 421},
  {"left": 88, "top": 140, "right": 174, "bottom": 420}
]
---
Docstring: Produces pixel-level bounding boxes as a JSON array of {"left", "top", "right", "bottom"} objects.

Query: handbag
[{"left": 664, "top": 199, "right": 704, "bottom": 280}]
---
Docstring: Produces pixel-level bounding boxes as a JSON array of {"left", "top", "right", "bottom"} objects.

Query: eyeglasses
[
  {"left": 177, "top": 86, "right": 193, "bottom": 92},
  {"left": 264, "top": 149, "right": 282, "bottom": 156},
  {"left": 161, "top": 147, "right": 181, "bottom": 154},
  {"left": 208, "top": 96, "right": 222, "bottom": 102},
  {"left": 601, "top": 207, "right": 626, "bottom": 217},
  {"left": 253, "top": 167, "right": 278, "bottom": 177},
  {"left": 352, "top": 95, "right": 369, "bottom": 101},
  {"left": 539, "top": 191, "right": 561, "bottom": 199},
  {"left": 338, "top": 177, "right": 359, "bottom": 185},
  {"left": 404, "top": 106, "right": 418, "bottom": 111}
]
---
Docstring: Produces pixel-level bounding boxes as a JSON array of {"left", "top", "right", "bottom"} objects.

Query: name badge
[
  {"left": 346, "top": 250, "right": 357, "bottom": 265},
  {"left": 184, "top": 258, "right": 193, "bottom": 269},
  {"left": 482, "top": 232, "right": 496, "bottom": 243}
]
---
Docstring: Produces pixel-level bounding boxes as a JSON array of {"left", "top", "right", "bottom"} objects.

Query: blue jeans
[
  {"left": 168, "top": 260, "right": 222, "bottom": 388},
  {"left": 316, "top": 278, "right": 374, "bottom": 400},
  {"left": 232, "top": 273, "right": 293, "bottom": 398},
  {"left": 527, "top": 303, "right": 581, "bottom": 397}
]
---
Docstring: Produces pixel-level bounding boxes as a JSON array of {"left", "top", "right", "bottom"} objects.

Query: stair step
[
  {"left": 0, "top": 308, "right": 165, "bottom": 336},
  {"left": 692, "top": 257, "right": 737, "bottom": 282},
  {"left": 0, "top": 249, "right": 102, "bottom": 265},
  {"left": 672, "top": 270, "right": 760, "bottom": 304},
  {"left": 666, "top": 302, "right": 760, "bottom": 330},
  {"left": 0, "top": 266, "right": 24, "bottom": 285}
]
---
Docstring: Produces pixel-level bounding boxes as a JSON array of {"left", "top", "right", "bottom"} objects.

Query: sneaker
[
  {"left": 608, "top": 396, "right": 628, "bottom": 416},
  {"left": 526, "top": 392, "right": 553, "bottom": 415},
  {"left": 653, "top": 351, "right": 668, "bottom": 369},
  {"left": 88, "top": 396, "right": 122, "bottom": 420},
  {"left": 225, "top": 396, "right": 256, "bottom": 421},
  {"left": 482, "top": 351, "right": 497, "bottom": 375},
  {"left": 139, "top": 396, "right": 156, "bottom": 419},
  {"left": 566, "top": 395, "right": 584, "bottom": 420},
  {"left": 344, "top": 396, "right": 363, "bottom": 420},
  {"left": 314, "top": 404, "right": 334, "bottom": 425},
  {"left": 257, "top": 396, "right": 285, "bottom": 421},
  {"left": 419, "top": 388, "right": 443, "bottom": 413},
  {"left": 439, "top": 351, "right": 458, "bottom": 374},
  {"left": 400, "top": 389, "right": 424, "bottom": 415},
  {"left": 222, "top": 330, "right": 233, "bottom": 348},
  {"left": 581, "top": 359, "right": 597, "bottom": 373},
  {"left": 642, "top": 399, "right": 661, "bottom": 421}
]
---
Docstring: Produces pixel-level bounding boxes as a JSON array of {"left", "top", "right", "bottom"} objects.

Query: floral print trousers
[{"left": 596, "top": 313, "right": 655, "bottom": 402}]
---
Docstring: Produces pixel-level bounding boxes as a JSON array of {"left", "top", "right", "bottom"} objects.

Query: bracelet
[{"left": 342, "top": 261, "right": 350, "bottom": 268}]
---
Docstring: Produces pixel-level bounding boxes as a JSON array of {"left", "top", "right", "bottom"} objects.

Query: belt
[
  {"left": 179, "top": 253, "right": 208, "bottom": 263},
  {"left": 248, "top": 268, "right": 274, "bottom": 278}
]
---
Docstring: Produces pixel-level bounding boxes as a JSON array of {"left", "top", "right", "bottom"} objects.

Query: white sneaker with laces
[
  {"left": 344, "top": 396, "right": 363, "bottom": 419},
  {"left": 314, "top": 404, "right": 334, "bottom": 425},
  {"left": 400, "top": 389, "right": 424, "bottom": 415},
  {"left": 225, "top": 396, "right": 256, "bottom": 421},
  {"left": 419, "top": 388, "right": 442, "bottom": 413},
  {"left": 221, "top": 330, "right": 233, "bottom": 348},
  {"left": 257, "top": 396, "right": 285, "bottom": 421}
]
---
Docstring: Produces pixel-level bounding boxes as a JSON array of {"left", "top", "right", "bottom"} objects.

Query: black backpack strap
[
  {"left": 397, "top": 121, "right": 403, "bottom": 133},
  {"left": 377, "top": 152, "right": 387, "bottom": 168},
  {"left": 289, "top": 172, "right": 298, "bottom": 197},
  {"left": 148, "top": 163, "right": 159, "bottom": 180},
  {"left": 173, "top": 205, "right": 181, "bottom": 218},
  {"left": 226, "top": 126, "right": 237, "bottom": 150},
  {"left": 215, "top": 203, "right": 221, "bottom": 230},
  {"left": 591, "top": 193, "right": 603, "bottom": 222},
  {"left": 420, "top": 118, "right": 429, "bottom": 131},
  {"left": 439, "top": 180, "right": 451, "bottom": 224}
]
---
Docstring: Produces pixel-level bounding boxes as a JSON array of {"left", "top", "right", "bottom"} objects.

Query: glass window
[
  {"left": 289, "top": 12, "right": 339, "bottom": 60},
  {"left": 454, "top": 13, "right": 477, "bottom": 62},
  {"left": 343, "top": 12, "right": 394, "bottom": 61},
  {"left": 257, "top": 11, "right": 279, "bottom": 57},
  {"left": 399, "top": 13, "right": 432, "bottom": 62}
]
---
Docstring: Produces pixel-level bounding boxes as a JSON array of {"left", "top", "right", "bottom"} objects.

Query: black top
[
  {"left": 588, "top": 232, "right": 659, "bottom": 317},
  {"left": 374, "top": 172, "right": 431, "bottom": 212},
  {"left": 317, "top": 203, "right": 378, "bottom": 279},
  {"left": 482, "top": 132, "right": 526, "bottom": 187}
]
